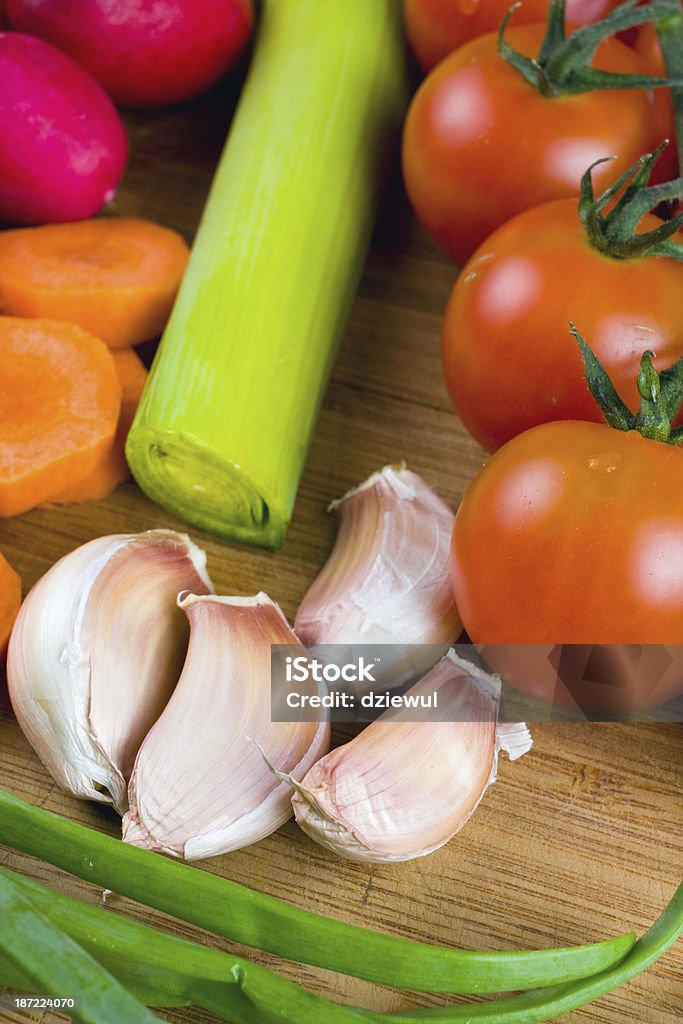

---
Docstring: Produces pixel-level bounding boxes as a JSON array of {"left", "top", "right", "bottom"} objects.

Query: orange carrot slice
[
  {"left": 49, "top": 349, "right": 148, "bottom": 503},
  {"left": 0, "top": 551, "right": 21, "bottom": 662},
  {"left": 0, "top": 316, "right": 121, "bottom": 516},
  {"left": 0, "top": 218, "right": 189, "bottom": 349}
]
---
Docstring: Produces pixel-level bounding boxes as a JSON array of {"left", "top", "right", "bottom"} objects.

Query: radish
[
  {"left": 0, "top": 32, "right": 128, "bottom": 225},
  {"left": 6, "top": 0, "right": 255, "bottom": 108}
]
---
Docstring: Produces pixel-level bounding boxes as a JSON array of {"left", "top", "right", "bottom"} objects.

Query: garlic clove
[
  {"left": 294, "top": 465, "right": 461, "bottom": 687},
  {"left": 7, "top": 530, "right": 214, "bottom": 814},
  {"left": 290, "top": 651, "right": 532, "bottom": 864},
  {"left": 122, "top": 593, "right": 330, "bottom": 861}
]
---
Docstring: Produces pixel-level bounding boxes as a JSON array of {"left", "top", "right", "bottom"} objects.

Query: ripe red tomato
[
  {"left": 440, "top": 198, "right": 683, "bottom": 451},
  {"left": 632, "top": 22, "right": 679, "bottom": 173},
  {"left": 451, "top": 420, "right": 683, "bottom": 710},
  {"left": 632, "top": 22, "right": 665, "bottom": 75},
  {"left": 402, "top": 24, "right": 675, "bottom": 262},
  {"left": 5, "top": 0, "right": 254, "bottom": 108},
  {"left": 404, "top": 0, "right": 621, "bottom": 72}
]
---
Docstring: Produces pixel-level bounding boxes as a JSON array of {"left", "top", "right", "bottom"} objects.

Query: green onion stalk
[
  {"left": 0, "top": 865, "right": 680, "bottom": 1024},
  {"left": 0, "top": 787, "right": 635, "bottom": 997}
]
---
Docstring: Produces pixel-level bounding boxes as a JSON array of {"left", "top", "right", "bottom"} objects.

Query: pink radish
[
  {"left": 0, "top": 32, "right": 128, "bottom": 224},
  {"left": 5, "top": 0, "right": 255, "bottom": 109}
]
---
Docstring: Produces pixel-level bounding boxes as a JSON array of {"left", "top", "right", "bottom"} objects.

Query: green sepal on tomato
[
  {"left": 441, "top": 147, "right": 683, "bottom": 452},
  {"left": 451, "top": 331, "right": 683, "bottom": 712},
  {"left": 402, "top": 0, "right": 677, "bottom": 262}
]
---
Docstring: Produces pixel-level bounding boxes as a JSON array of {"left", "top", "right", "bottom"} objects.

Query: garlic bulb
[
  {"left": 7, "top": 530, "right": 214, "bottom": 814},
  {"left": 289, "top": 651, "right": 532, "bottom": 863},
  {"left": 294, "top": 465, "right": 461, "bottom": 688},
  {"left": 123, "top": 593, "right": 330, "bottom": 860}
]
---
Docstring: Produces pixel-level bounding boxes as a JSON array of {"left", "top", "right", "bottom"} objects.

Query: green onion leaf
[
  {"left": 0, "top": 871, "right": 164, "bottom": 1024},
  {"left": 0, "top": 786, "right": 636, "bottom": 996}
]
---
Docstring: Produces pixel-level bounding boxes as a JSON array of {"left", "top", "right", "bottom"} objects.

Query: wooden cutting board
[{"left": 0, "top": 79, "right": 681, "bottom": 1024}]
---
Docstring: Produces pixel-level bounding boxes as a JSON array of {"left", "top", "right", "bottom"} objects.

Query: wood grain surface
[{"left": 0, "top": 75, "right": 681, "bottom": 1024}]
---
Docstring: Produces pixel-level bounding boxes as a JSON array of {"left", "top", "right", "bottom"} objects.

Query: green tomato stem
[
  {"left": 578, "top": 146, "right": 683, "bottom": 260},
  {"left": 498, "top": 0, "right": 678, "bottom": 97},
  {"left": 573, "top": 325, "right": 683, "bottom": 442},
  {"left": 653, "top": 0, "right": 683, "bottom": 176}
]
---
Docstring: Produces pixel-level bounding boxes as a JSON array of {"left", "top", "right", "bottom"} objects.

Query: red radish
[
  {"left": 0, "top": 32, "right": 127, "bottom": 225},
  {"left": 6, "top": 0, "right": 255, "bottom": 108}
]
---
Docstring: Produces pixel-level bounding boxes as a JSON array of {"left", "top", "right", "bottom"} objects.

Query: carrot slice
[
  {"left": 49, "top": 349, "right": 148, "bottom": 504},
  {"left": 0, "top": 552, "right": 21, "bottom": 662},
  {"left": 0, "top": 218, "right": 189, "bottom": 349},
  {"left": 0, "top": 316, "right": 121, "bottom": 516}
]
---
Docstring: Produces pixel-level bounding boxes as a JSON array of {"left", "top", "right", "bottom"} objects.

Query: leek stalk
[{"left": 126, "top": 0, "right": 408, "bottom": 548}]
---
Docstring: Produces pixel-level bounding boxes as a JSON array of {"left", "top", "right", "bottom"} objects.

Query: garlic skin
[
  {"left": 7, "top": 530, "right": 214, "bottom": 814},
  {"left": 122, "top": 593, "right": 330, "bottom": 861},
  {"left": 290, "top": 651, "right": 532, "bottom": 864},
  {"left": 294, "top": 466, "right": 461, "bottom": 688}
]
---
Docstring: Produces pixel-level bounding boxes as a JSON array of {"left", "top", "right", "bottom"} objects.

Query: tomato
[
  {"left": 632, "top": 23, "right": 679, "bottom": 173},
  {"left": 404, "top": 0, "right": 622, "bottom": 72},
  {"left": 401, "top": 24, "right": 676, "bottom": 262},
  {"left": 631, "top": 22, "right": 665, "bottom": 75},
  {"left": 451, "top": 420, "right": 683, "bottom": 710},
  {"left": 440, "top": 198, "right": 683, "bottom": 451}
]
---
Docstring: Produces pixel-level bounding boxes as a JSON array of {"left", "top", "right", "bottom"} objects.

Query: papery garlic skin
[
  {"left": 294, "top": 466, "right": 461, "bottom": 688},
  {"left": 122, "top": 593, "right": 330, "bottom": 861},
  {"left": 7, "top": 530, "right": 214, "bottom": 814},
  {"left": 290, "top": 651, "right": 532, "bottom": 864}
]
